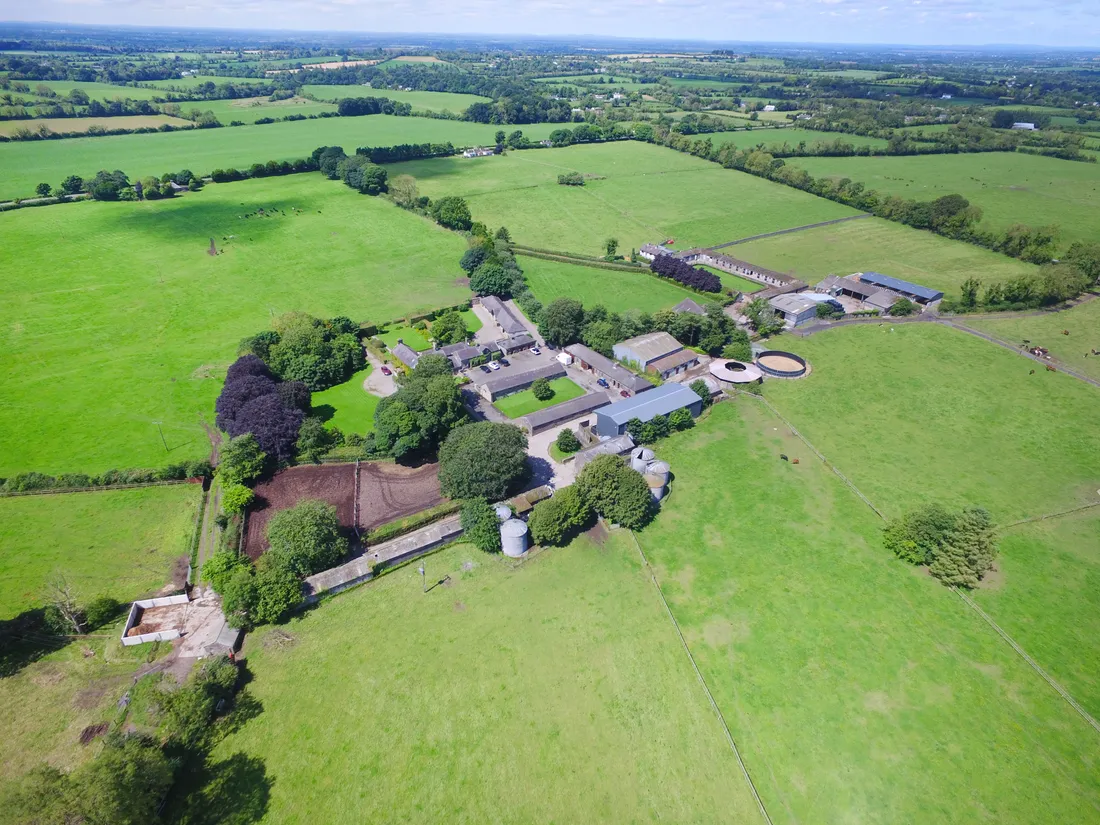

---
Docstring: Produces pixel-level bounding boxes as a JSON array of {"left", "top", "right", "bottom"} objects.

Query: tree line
[{"left": 649, "top": 253, "right": 723, "bottom": 293}]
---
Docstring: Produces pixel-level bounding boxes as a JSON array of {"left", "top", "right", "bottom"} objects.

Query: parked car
[
  {"left": 499, "top": 358, "right": 510, "bottom": 367},
  {"left": 620, "top": 390, "right": 630, "bottom": 398},
  {"left": 480, "top": 364, "right": 492, "bottom": 373},
  {"left": 488, "top": 361, "right": 501, "bottom": 371},
  {"left": 531, "top": 346, "right": 541, "bottom": 355},
  {"left": 597, "top": 378, "right": 610, "bottom": 388},
  {"left": 380, "top": 365, "right": 392, "bottom": 376}
]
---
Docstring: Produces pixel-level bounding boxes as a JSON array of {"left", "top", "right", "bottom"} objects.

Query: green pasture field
[
  {"left": 301, "top": 85, "right": 491, "bottom": 113},
  {"left": 0, "top": 616, "right": 169, "bottom": 797},
  {"left": 493, "top": 377, "right": 586, "bottom": 418},
  {"left": 965, "top": 299, "right": 1100, "bottom": 382},
  {"left": 0, "top": 116, "right": 561, "bottom": 199},
  {"left": 0, "top": 485, "right": 201, "bottom": 619},
  {"left": 733, "top": 216, "right": 1039, "bottom": 296},
  {"left": 762, "top": 323, "right": 1100, "bottom": 714},
  {"left": 0, "top": 174, "right": 469, "bottom": 475},
  {"left": 520, "top": 256, "right": 719, "bottom": 315},
  {"left": 809, "top": 69, "right": 889, "bottom": 79},
  {"left": 183, "top": 540, "right": 762, "bottom": 824},
  {"left": 310, "top": 368, "right": 379, "bottom": 435},
  {"left": 0, "top": 115, "right": 192, "bottom": 137},
  {"left": 392, "top": 141, "right": 859, "bottom": 256},
  {"left": 662, "top": 77, "right": 750, "bottom": 90},
  {"left": 19, "top": 80, "right": 165, "bottom": 101},
  {"left": 640, "top": 398, "right": 1100, "bottom": 823},
  {"left": 973, "top": 510, "right": 1100, "bottom": 716},
  {"left": 791, "top": 151, "right": 1100, "bottom": 252},
  {"left": 186, "top": 95, "right": 337, "bottom": 123},
  {"left": 141, "top": 75, "right": 270, "bottom": 89},
  {"left": 704, "top": 126, "right": 889, "bottom": 150}
]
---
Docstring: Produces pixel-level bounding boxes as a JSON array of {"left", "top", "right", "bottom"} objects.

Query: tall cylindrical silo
[
  {"left": 630, "top": 446, "right": 655, "bottom": 473},
  {"left": 644, "top": 472, "right": 666, "bottom": 501},
  {"left": 500, "top": 519, "right": 529, "bottom": 558},
  {"left": 645, "top": 460, "right": 670, "bottom": 487}
]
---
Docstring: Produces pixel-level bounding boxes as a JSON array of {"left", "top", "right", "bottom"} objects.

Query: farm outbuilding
[
  {"left": 390, "top": 339, "right": 421, "bottom": 369},
  {"left": 613, "top": 331, "right": 699, "bottom": 379},
  {"left": 480, "top": 362, "right": 566, "bottom": 401},
  {"left": 480, "top": 295, "right": 528, "bottom": 336},
  {"left": 565, "top": 344, "right": 654, "bottom": 395},
  {"left": 768, "top": 294, "right": 819, "bottom": 327},
  {"left": 593, "top": 383, "right": 703, "bottom": 438},
  {"left": 520, "top": 391, "right": 608, "bottom": 434},
  {"left": 856, "top": 271, "right": 943, "bottom": 304}
]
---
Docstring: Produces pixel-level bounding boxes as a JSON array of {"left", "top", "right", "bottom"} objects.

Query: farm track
[{"left": 706, "top": 213, "right": 872, "bottom": 250}]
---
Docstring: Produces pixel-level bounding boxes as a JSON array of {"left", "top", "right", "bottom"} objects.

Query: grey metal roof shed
[
  {"left": 857, "top": 272, "right": 943, "bottom": 303},
  {"left": 594, "top": 383, "right": 703, "bottom": 437}
]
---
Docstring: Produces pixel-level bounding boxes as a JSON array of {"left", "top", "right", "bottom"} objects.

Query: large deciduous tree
[
  {"left": 431, "top": 196, "right": 472, "bottom": 231},
  {"left": 539, "top": 298, "right": 585, "bottom": 347},
  {"left": 527, "top": 486, "right": 591, "bottom": 546},
  {"left": 575, "top": 455, "right": 652, "bottom": 529},
  {"left": 460, "top": 499, "right": 502, "bottom": 553},
  {"left": 265, "top": 499, "right": 347, "bottom": 577},
  {"left": 439, "top": 422, "right": 528, "bottom": 500}
]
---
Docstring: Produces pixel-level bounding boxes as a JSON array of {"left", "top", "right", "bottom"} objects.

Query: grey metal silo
[
  {"left": 630, "top": 446, "right": 655, "bottom": 473},
  {"left": 645, "top": 460, "right": 670, "bottom": 486},
  {"left": 500, "top": 518, "right": 529, "bottom": 558}
]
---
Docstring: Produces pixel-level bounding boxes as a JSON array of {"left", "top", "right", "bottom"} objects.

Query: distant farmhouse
[
  {"left": 1011, "top": 122, "right": 1037, "bottom": 130},
  {"left": 463, "top": 147, "right": 495, "bottom": 157}
]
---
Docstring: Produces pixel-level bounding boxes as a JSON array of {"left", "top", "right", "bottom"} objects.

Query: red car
[
  {"left": 380, "top": 365, "right": 392, "bottom": 376},
  {"left": 620, "top": 390, "right": 630, "bottom": 398}
]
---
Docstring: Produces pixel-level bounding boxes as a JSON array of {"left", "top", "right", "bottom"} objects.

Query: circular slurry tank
[
  {"left": 500, "top": 518, "right": 529, "bottom": 558},
  {"left": 709, "top": 359, "right": 764, "bottom": 384},
  {"left": 755, "top": 350, "right": 808, "bottom": 379}
]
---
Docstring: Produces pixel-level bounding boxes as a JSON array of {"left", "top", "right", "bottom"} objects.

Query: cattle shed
[
  {"left": 593, "top": 383, "right": 703, "bottom": 438},
  {"left": 520, "top": 391, "right": 608, "bottom": 434},
  {"left": 857, "top": 272, "right": 943, "bottom": 304},
  {"left": 480, "top": 362, "right": 565, "bottom": 401},
  {"left": 768, "top": 294, "right": 819, "bottom": 327},
  {"left": 614, "top": 331, "right": 685, "bottom": 371}
]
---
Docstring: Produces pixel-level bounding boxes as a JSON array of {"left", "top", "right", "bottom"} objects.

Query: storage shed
[{"left": 593, "top": 383, "right": 703, "bottom": 438}]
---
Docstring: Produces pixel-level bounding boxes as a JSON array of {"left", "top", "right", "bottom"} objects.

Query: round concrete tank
[
  {"left": 630, "top": 446, "right": 655, "bottom": 473},
  {"left": 494, "top": 504, "right": 513, "bottom": 523},
  {"left": 646, "top": 460, "right": 671, "bottom": 486},
  {"left": 644, "top": 473, "right": 667, "bottom": 501},
  {"left": 500, "top": 518, "right": 529, "bottom": 558}
]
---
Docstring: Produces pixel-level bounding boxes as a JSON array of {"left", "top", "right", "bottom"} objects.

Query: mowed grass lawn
[
  {"left": 792, "top": 151, "right": 1100, "bottom": 253},
  {"left": 184, "top": 541, "right": 764, "bottom": 824},
  {"left": 0, "top": 174, "right": 469, "bottom": 475},
  {"left": 520, "top": 256, "right": 715, "bottom": 314},
  {"left": 493, "top": 377, "right": 585, "bottom": 418},
  {"left": 390, "top": 141, "right": 860, "bottom": 255},
  {"left": 0, "top": 115, "right": 561, "bottom": 198},
  {"left": 734, "top": 216, "right": 1039, "bottom": 296},
  {"left": 761, "top": 322, "right": 1100, "bottom": 719},
  {"left": 301, "top": 85, "right": 491, "bottom": 113},
  {"left": 0, "top": 485, "right": 201, "bottom": 619},
  {"left": 309, "top": 368, "right": 379, "bottom": 435},
  {"left": 966, "top": 298, "right": 1100, "bottom": 382},
  {"left": 639, "top": 400, "right": 1100, "bottom": 824}
]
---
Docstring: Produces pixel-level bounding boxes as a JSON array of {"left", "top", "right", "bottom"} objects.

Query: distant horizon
[{"left": 1, "top": 0, "right": 1098, "bottom": 51}]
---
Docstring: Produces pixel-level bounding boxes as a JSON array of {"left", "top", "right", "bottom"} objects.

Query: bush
[
  {"left": 557, "top": 171, "right": 585, "bottom": 186},
  {"left": 575, "top": 455, "right": 652, "bottom": 529},
  {"left": 459, "top": 245, "right": 489, "bottom": 274},
  {"left": 221, "top": 483, "right": 254, "bottom": 516},
  {"left": 460, "top": 499, "right": 502, "bottom": 553},
  {"left": 296, "top": 417, "right": 342, "bottom": 462},
  {"left": 883, "top": 504, "right": 997, "bottom": 588},
  {"left": 84, "top": 595, "right": 121, "bottom": 629},
  {"left": 431, "top": 196, "right": 472, "bottom": 231},
  {"left": 554, "top": 428, "right": 581, "bottom": 454},
  {"left": 669, "top": 407, "right": 694, "bottom": 431},
  {"left": 266, "top": 499, "right": 348, "bottom": 577},
  {"left": 531, "top": 377, "right": 554, "bottom": 401},
  {"left": 689, "top": 379, "right": 712, "bottom": 407},
  {"left": 528, "top": 486, "right": 591, "bottom": 546},
  {"left": 890, "top": 297, "right": 919, "bottom": 316},
  {"left": 253, "top": 555, "right": 304, "bottom": 623},
  {"left": 217, "top": 434, "right": 267, "bottom": 486},
  {"left": 439, "top": 422, "right": 529, "bottom": 500},
  {"left": 202, "top": 549, "right": 251, "bottom": 593},
  {"left": 721, "top": 329, "right": 752, "bottom": 362}
]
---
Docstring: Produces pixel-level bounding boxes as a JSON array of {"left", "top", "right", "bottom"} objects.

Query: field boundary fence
[
  {"left": 628, "top": 529, "right": 773, "bottom": 825},
  {"left": 1003, "top": 500, "right": 1100, "bottom": 529},
  {"left": 705, "top": 213, "right": 872, "bottom": 250}
]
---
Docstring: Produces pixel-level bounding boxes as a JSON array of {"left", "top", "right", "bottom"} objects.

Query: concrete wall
[{"left": 120, "top": 594, "right": 190, "bottom": 646}]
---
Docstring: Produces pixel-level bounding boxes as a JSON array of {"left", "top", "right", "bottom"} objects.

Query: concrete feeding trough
[{"left": 500, "top": 518, "right": 529, "bottom": 558}]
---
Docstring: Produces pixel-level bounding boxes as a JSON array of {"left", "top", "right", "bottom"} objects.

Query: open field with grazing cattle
[
  {"left": 966, "top": 299, "right": 1100, "bottom": 382},
  {"left": 791, "top": 151, "right": 1100, "bottom": 253},
  {"left": 301, "top": 85, "right": 491, "bottom": 113},
  {"left": 0, "top": 485, "right": 201, "bottom": 620},
  {"left": 0, "top": 116, "right": 561, "bottom": 199},
  {"left": 733, "top": 215, "right": 1039, "bottom": 297},
  {"left": 762, "top": 322, "right": 1100, "bottom": 721},
  {"left": 0, "top": 174, "right": 469, "bottom": 475},
  {"left": 639, "top": 397, "right": 1100, "bottom": 824},
  {"left": 392, "top": 141, "right": 860, "bottom": 255},
  {"left": 189, "top": 540, "right": 764, "bottom": 824}
]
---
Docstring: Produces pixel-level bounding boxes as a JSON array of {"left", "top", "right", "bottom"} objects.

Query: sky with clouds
[{"left": 7, "top": 0, "right": 1099, "bottom": 48}]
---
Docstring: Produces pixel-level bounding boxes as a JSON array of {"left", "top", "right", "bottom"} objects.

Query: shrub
[
  {"left": 669, "top": 407, "right": 694, "bottom": 431},
  {"left": 266, "top": 499, "right": 347, "bottom": 577},
  {"left": 217, "top": 434, "right": 267, "bottom": 486},
  {"left": 531, "top": 377, "right": 554, "bottom": 401},
  {"left": 296, "top": 417, "right": 342, "bottom": 462},
  {"left": 528, "top": 486, "right": 590, "bottom": 546},
  {"left": 557, "top": 171, "right": 585, "bottom": 186},
  {"left": 431, "top": 196, "right": 472, "bottom": 231},
  {"left": 890, "top": 297, "right": 919, "bottom": 316},
  {"left": 883, "top": 504, "right": 997, "bottom": 588},
  {"left": 202, "top": 549, "right": 251, "bottom": 593},
  {"left": 430, "top": 310, "right": 469, "bottom": 345},
  {"left": 689, "top": 379, "right": 712, "bottom": 407},
  {"left": 459, "top": 245, "right": 489, "bottom": 274},
  {"left": 460, "top": 498, "right": 502, "bottom": 553},
  {"left": 84, "top": 595, "right": 121, "bottom": 630},
  {"left": 221, "top": 483, "right": 254, "bottom": 516},
  {"left": 439, "top": 422, "right": 529, "bottom": 501},
  {"left": 721, "top": 329, "right": 752, "bottom": 362},
  {"left": 253, "top": 555, "right": 304, "bottom": 623},
  {"left": 554, "top": 428, "right": 581, "bottom": 454}
]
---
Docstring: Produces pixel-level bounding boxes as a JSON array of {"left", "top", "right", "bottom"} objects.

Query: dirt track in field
[{"left": 359, "top": 462, "right": 443, "bottom": 532}]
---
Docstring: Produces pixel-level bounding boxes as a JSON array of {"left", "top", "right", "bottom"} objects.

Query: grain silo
[
  {"left": 500, "top": 518, "right": 529, "bottom": 558},
  {"left": 644, "top": 472, "right": 667, "bottom": 501},
  {"left": 494, "top": 504, "right": 513, "bottom": 523},
  {"left": 630, "top": 446, "right": 655, "bottom": 473},
  {"left": 645, "top": 460, "right": 671, "bottom": 487}
]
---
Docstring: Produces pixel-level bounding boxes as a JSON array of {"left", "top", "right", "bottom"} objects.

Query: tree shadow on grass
[
  {"left": 311, "top": 403, "right": 336, "bottom": 423},
  {"left": 0, "top": 608, "right": 70, "bottom": 678},
  {"left": 171, "top": 752, "right": 273, "bottom": 825}
]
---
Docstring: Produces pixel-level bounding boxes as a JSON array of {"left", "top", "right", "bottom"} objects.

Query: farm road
[{"left": 194, "top": 482, "right": 222, "bottom": 585}]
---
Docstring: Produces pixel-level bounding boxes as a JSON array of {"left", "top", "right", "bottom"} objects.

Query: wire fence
[{"left": 0, "top": 479, "right": 195, "bottom": 498}]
